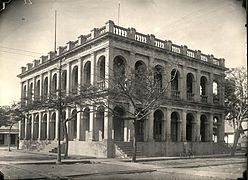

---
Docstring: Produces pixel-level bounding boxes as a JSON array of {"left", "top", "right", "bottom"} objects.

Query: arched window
[
  {"left": 200, "top": 76, "right": 208, "bottom": 103},
  {"left": 51, "top": 74, "right": 57, "bottom": 95},
  {"left": 36, "top": 80, "right": 40, "bottom": 100},
  {"left": 200, "top": 115, "right": 208, "bottom": 142},
  {"left": 213, "top": 116, "right": 219, "bottom": 142},
  {"left": 98, "top": 56, "right": 105, "bottom": 80},
  {"left": 29, "top": 83, "right": 33, "bottom": 102},
  {"left": 213, "top": 81, "right": 219, "bottom": 103},
  {"left": 50, "top": 112, "right": 56, "bottom": 140},
  {"left": 84, "top": 62, "right": 91, "bottom": 86},
  {"left": 96, "top": 106, "right": 105, "bottom": 141},
  {"left": 42, "top": 114, "right": 47, "bottom": 140},
  {"left": 33, "top": 115, "right": 39, "bottom": 140},
  {"left": 113, "top": 56, "right": 126, "bottom": 82},
  {"left": 61, "top": 70, "right": 67, "bottom": 91},
  {"left": 72, "top": 66, "right": 78, "bottom": 93},
  {"left": 154, "top": 65, "right": 163, "bottom": 90},
  {"left": 186, "top": 73, "right": 194, "bottom": 100},
  {"left": 154, "top": 110, "right": 164, "bottom": 141},
  {"left": 171, "top": 112, "right": 180, "bottom": 142},
  {"left": 43, "top": 77, "right": 48, "bottom": 98},
  {"left": 71, "top": 109, "right": 77, "bottom": 139},
  {"left": 135, "top": 60, "right": 147, "bottom": 95},
  {"left": 186, "top": 113, "right": 194, "bottom": 141},
  {"left": 23, "top": 85, "right": 27, "bottom": 98},
  {"left": 213, "top": 81, "right": 218, "bottom": 95},
  {"left": 171, "top": 69, "right": 180, "bottom": 99}
]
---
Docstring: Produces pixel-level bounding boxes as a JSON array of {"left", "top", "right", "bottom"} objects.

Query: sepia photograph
[{"left": 0, "top": 0, "right": 247, "bottom": 179}]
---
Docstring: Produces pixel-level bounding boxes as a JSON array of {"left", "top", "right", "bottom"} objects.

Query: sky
[{"left": 0, "top": 0, "right": 246, "bottom": 106}]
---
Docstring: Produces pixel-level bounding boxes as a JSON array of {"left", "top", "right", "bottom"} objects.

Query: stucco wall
[{"left": 68, "top": 141, "right": 109, "bottom": 158}]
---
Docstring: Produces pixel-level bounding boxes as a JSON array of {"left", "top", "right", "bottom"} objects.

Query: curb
[
  {"left": 9, "top": 160, "right": 94, "bottom": 165},
  {"left": 62, "top": 169, "right": 157, "bottom": 178}
]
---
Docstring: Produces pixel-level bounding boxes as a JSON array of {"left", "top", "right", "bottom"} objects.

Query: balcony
[
  {"left": 171, "top": 90, "right": 180, "bottom": 99},
  {"left": 201, "top": 95, "right": 208, "bottom": 103},
  {"left": 97, "top": 80, "right": 105, "bottom": 90},
  {"left": 187, "top": 93, "right": 194, "bottom": 101},
  {"left": 213, "top": 95, "right": 220, "bottom": 104}
]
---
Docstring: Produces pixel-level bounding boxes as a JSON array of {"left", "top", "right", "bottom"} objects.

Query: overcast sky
[{"left": 0, "top": 0, "right": 246, "bottom": 106}]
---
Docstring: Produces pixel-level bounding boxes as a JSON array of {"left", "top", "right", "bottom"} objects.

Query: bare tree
[
  {"left": 75, "top": 62, "right": 178, "bottom": 162},
  {"left": 225, "top": 67, "right": 248, "bottom": 155}
]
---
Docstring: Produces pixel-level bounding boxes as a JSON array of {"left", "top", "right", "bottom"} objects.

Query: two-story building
[{"left": 17, "top": 20, "right": 228, "bottom": 158}]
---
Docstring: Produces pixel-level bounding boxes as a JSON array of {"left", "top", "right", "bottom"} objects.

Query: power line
[
  {"left": 0, "top": 50, "right": 39, "bottom": 58},
  {"left": 0, "top": 46, "right": 42, "bottom": 55}
]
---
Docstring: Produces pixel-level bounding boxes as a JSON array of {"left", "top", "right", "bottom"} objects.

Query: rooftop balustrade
[{"left": 20, "top": 20, "right": 225, "bottom": 74}]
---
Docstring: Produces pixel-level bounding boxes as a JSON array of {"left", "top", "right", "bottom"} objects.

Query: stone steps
[{"left": 115, "top": 141, "right": 143, "bottom": 157}]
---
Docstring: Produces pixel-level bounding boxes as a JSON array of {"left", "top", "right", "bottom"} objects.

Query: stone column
[
  {"left": 55, "top": 110, "right": 59, "bottom": 140},
  {"left": 209, "top": 113, "right": 213, "bottom": 142},
  {"left": 38, "top": 112, "right": 42, "bottom": 140},
  {"left": 195, "top": 70, "right": 201, "bottom": 102},
  {"left": 66, "top": 63, "right": 71, "bottom": 95},
  {"left": 47, "top": 70, "right": 51, "bottom": 97},
  {"left": 25, "top": 115, "right": 32, "bottom": 140},
  {"left": 90, "top": 52, "right": 96, "bottom": 85},
  {"left": 24, "top": 116, "right": 28, "bottom": 140},
  {"left": 47, "top": 111, "right": 50, "bottom": 140},
  {"left": 195, "top": 112, "right": 201, "bottom": 142},
  {"left": 181, "top": 68, "right": 187, "bottom": 100},
  {"left": 78, "top": 59, "right": 82, "bottom": 94},
  {"left": 182, "top": 109, "right": 187, "bottom": 142},
  {"left": 217, "top": 114, "right": 225, "bottom": 142},
  {"left": 31, "top": 113, "right": 35, "bottom": 140},
  {"left": 177, "top": 119, "right": 182, "bottom": 142},
  {"left": 66, "top": 108, "right": 72, "bottom": 140},
  {"left": 208, "top": 73, "right": 213, "bottom": 104},
  {"left": 166, "top": 107, "right": 171, "bottom": 141},
  {"left": 19, "top": 120, "right": 22, "bottom": 140},
  {"left": 205, "top": 119, "right": 210, "bottom": 142},
  {"left": 89, "top": 106, "right": 95, "bottom": 141},
  {"left": 104, "top": 107, "right": 112, "bottom": 140},
  {"left": 161, "top": 108, "right": 167, "bottom": 141},
  {"left": 124, "top": 119, "right": 129, "bottom": 142},
  {"left": 76, "top": 106, "right": 82, "bottom": 140},
  {"left": 164, "top": 66, "right": 171, "bottom": 97},
  {"left": 40, "top": 74, "right": 43, "bottom": 99},
  {"left": 147, "top": 109, "right": 154, "bottom": 142}
]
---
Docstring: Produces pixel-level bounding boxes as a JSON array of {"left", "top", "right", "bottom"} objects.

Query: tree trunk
[
  {"left": 132, "top": 119, "right": 137, "bottom": 162},
  {"left": 63, "top": 119, "right": 69, "bottom": 159},
  {"left": 8, "top": 124, "right": 13, "bottom": 152},
  {"left": 231, "top": 127, "right": 241, "bottom": 156}
]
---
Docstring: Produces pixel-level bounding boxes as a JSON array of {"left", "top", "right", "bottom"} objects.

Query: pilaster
[
  {"left": 166, "top": 107, "right": 171, "bottom": 141},
  {"left": 182, "top": 109, "right": 187, "bottom": 142}
]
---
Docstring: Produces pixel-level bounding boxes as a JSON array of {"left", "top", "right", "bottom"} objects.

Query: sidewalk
[{"left": 0, "top": 149, "right": 245, "bottom": 179}]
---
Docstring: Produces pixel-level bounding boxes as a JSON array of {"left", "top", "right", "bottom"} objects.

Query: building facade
[
  {"left": 0, "top": 124, "right": 18, "bottom": 147},
  {"left": 18, "top": 20, "right": 228, "bottom": 157}
]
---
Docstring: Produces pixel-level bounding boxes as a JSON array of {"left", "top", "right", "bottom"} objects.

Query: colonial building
[{"left": 17, "top": 20, "right": 228, "bottom": 157}]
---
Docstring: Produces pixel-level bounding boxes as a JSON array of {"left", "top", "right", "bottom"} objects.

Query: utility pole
[{"left": 54, "top": 10, "right": 62, "bottom": 164}]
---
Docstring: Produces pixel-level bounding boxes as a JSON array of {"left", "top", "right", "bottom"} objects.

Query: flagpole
[
  {"left": 118, "top": 1, "right": 120, "bottom": 25},
  {"left": 54, "top": 10, "right": 62, "bottom": 164}
]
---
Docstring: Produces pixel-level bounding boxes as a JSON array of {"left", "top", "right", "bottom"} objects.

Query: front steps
[{"left": 115, "top": 141, "right": 143, "bottom": 158}]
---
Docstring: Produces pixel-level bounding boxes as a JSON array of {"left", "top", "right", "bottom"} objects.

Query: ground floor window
[
  {"left": 0, "top": 134, "right": 4, "bottom": 144},
  {"left": 10, "top": 134, "right": 16, "bottom": 145}
]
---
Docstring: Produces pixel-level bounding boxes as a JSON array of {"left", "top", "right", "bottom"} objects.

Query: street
[{"left": 0, "top": 148, "right": 245, "bottom": 180}]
